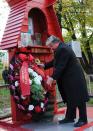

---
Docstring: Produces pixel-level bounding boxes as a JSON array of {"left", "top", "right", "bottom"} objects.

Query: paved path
[
  {"left": 21, "top": 117, "right": 93, "bottom": 131},
  {"left": 22, "top": 121, "right": 75, "bottom": 131},
  {"left": 0, "top": 107, "right": 93, "bottom": 131}
]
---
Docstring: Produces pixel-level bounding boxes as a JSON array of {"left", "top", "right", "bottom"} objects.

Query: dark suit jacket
[{"left": 44, "top": 42, "right": 89, "bottom": 105}]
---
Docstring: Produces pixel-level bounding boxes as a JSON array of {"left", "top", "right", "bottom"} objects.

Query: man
[
  {"left": 39, "top": 35, "right": 89, "bottom": 127},
  {"left": 2, "top": 66, "right": 9, "bottom": 84}
]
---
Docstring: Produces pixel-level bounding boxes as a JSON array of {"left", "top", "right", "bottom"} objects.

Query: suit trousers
[{"left": 65, "top": 101, "right": 87, "bottom": 122}]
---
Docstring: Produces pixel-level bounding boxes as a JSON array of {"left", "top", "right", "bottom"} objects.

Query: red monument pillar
[{"left": 0, "top": 0, "right": 64, "bottom": 124}]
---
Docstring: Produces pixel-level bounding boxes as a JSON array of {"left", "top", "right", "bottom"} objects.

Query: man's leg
[
  {"left": 74, "top": 102, "right": 88, "bottom": 127},
  {"left": 59, "top": 102, "right": 76, "bottom": 124},
  {"left": 65, "top": 102, "right": 76, "bottom": 120},
  {"left": 78, "top": 102, "right": 87, "bottom": 122}
]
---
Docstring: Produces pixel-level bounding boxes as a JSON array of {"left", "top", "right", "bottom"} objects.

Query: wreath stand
[{"left": 6, "top": 47, "right": 59, "bottom": 126}]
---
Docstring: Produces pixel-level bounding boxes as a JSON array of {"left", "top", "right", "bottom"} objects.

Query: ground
[{"left": 0, "top": 107, "right": 93, "bottom": 131}]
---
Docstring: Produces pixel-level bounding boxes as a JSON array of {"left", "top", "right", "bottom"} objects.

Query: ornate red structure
[
  {"left": 0, "top": 0, "right": 64, "bottom": 124},
  {"left": 1, "top": 0, "right": 63, "bottom": 49}
]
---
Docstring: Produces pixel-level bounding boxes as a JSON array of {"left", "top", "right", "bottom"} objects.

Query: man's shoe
[
  {"left": 74, "top": 121, "right": 87, "bottom": 127},
  {"left": 59, "top": 118, "right": 74, "bottom": 124}
]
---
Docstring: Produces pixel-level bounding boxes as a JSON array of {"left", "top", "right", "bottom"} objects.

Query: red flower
[
  {"left": 29, "top": 54, "right": 34, "bottom": 61},
  {"left": 35, "top": 106, "right": 41, "bottom": 113},
  {"left": 19, "top": 54, "right": 27, "bottom": 61}
]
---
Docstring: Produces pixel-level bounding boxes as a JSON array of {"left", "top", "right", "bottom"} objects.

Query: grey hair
[{"left": 46, "top": 35, "right": 60, "bottom": 45}]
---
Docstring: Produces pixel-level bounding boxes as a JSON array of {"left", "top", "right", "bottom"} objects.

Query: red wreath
[{"left": 8, "top": 49, "right": 49, "bottom": 116}]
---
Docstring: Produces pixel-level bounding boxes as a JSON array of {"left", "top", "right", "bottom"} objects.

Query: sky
[
  {"left": 0, "top": 0, "right": 10, "bottom": 42},
  {"left": 0, "top": 0, "right": 10, "bottom": 66}
]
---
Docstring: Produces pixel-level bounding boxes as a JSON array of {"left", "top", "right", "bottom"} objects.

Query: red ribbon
[
  {"left": 20, "top": 61, "right": 30, "bottom": 96},
  {"left": 32, "top": 64, "right": 45, "bottom": 78},
  {"left": 19, "top": 53, "right": 34, "bottom": 96}
]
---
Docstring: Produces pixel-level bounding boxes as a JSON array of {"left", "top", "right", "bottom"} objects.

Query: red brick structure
[{"left": 0, "top": 0, "right": 63, "bottom": 124}]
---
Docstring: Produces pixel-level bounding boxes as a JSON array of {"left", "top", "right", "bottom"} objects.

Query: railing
[{"left": 86, "top": 74, "right": 93, "bottom": 97}]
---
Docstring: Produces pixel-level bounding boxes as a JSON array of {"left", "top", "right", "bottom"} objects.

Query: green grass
[
  {"left": 88, "top": 98, "right": 93, "bottom": 105},
  {"left": 0, "top": 88, "right": 10, "bottom": 110},
  {"left": 0, "top": 88, "right": 10, "bottom": 95},
  {"left": 90, "top": 83, "right": 93, "bottom": 89}
]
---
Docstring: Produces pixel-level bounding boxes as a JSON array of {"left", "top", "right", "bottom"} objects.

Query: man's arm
[
  {"left": 44, "top": 59, "right": 54, "bottom": 70},
  {"left": 51, "top": 48, "right": 70, "bottom": 80}
]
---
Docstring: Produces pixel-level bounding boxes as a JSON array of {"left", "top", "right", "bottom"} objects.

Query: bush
[{"left": 88, "top": 98, "right": 93, "bottom": 105}]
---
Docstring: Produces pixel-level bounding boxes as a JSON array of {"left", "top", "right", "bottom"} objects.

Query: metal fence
[{"left": 86, "top": 74, "right": 93, "bottom": 97}]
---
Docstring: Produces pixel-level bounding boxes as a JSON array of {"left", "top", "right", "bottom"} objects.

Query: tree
[
  {"left": 0, "top": 52, "right": 4, "bottom": 57},
  {"left": 54, "top": 0, "right": 93, "bottom": 74},
  {"left": 0, "top": 52, "right": 5, "bottom": 69}
]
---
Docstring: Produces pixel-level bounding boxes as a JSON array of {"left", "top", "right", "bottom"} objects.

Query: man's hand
[
  {"left": 46, "top": 76, "right": 54, "bottom": 87},
  {"left": 37, "top": 63, "right": 45, "bottom": 68}
]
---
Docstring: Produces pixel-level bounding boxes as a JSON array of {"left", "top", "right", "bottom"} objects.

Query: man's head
[
  {"left": 46, "top": 35, "right": 60, "bottom": 50},
  {"left": 5, "top": 66, "right": 7, "bottom": 69},
  {"left": 46, "top": 35, "right": 60, "bottom": 45}
]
